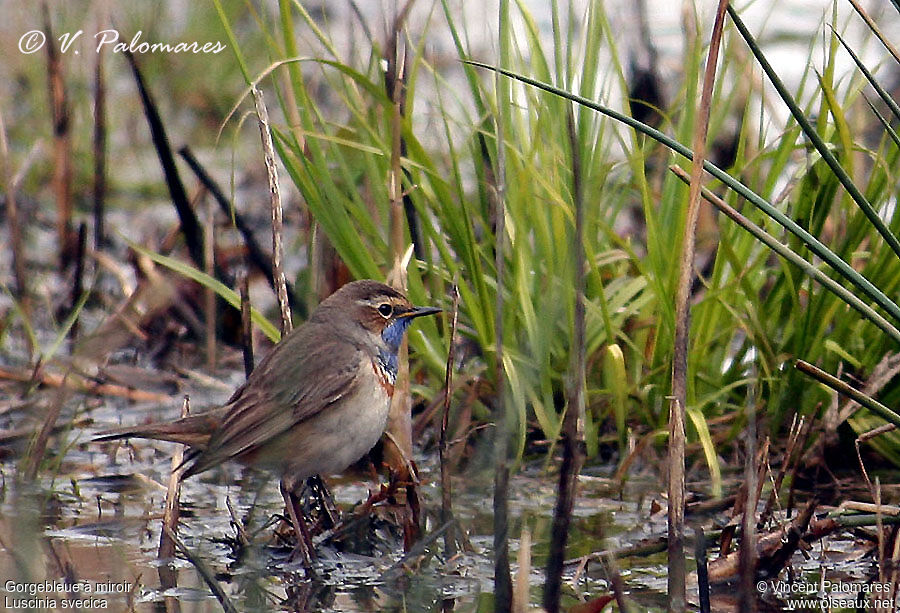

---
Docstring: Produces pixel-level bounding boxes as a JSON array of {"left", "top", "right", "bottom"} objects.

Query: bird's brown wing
[{"left": 182, "top": 322, "right": 364, "bottom": 478}]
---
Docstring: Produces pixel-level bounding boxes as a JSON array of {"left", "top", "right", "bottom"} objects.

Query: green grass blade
[
  {"left": 726, "top": 5, "right": 900, "bottom": 263},
  {"left": 127, "top": 240, "right": 280, "bottom": 342},
  {"left": 462, "top": 60, "right": 900, "bottom": 331}
]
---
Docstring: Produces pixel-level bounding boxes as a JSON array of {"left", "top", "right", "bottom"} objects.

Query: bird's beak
[{"left": 399, "top": 306, "right": 442, "bottom": 319}]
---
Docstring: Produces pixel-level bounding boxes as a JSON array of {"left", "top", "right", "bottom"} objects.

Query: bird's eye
[{"left": 377, "top": 303, "right": 393, "bottom": 318}]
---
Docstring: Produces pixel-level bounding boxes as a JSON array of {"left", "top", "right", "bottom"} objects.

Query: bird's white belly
[{"left": 278, "top": 363, "right": 392, "bottom": 485}]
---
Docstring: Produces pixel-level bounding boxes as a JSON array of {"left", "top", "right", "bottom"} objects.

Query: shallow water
[{"left": 0, "top": 402, "right": 887, "bottom": 613}]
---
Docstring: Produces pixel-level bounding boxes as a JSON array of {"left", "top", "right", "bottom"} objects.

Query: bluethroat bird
[{"left": 96, "top": 279, "right": 440, "bottom": 561}]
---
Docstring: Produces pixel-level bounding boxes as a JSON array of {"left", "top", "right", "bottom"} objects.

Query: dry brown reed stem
[
  {"left": 23, "top": 374, "right": 71, "bottom": 481},
  {"left": 158, "top": 396, "right": 190, "bottom": 595},
  {"left": 383, "top": 11, "right": 422, "bottom": 549},
  {"left": 512, "top": 527, "right": 531, "bottom": 613},
  {"left": 42, "top": 3, "right": 73, "bottom": 271},
  {"left": 857, "top": 424, "right": 897, "bottom": 498},
  {"left": 0, "top": 110, "right": 32, "bottom": 352},
  {"left": 250, "top": 86, "right": 291, "bottom": 337},
  {"left": 668, "top": 3, "right": 729, "bottom": 609},
  {"left": 604, "top": 552, "right": 632, "bottom": 613},
  {"left": 440, "top": 283, "right": 460, "bottom": 558},
  {"left": 889, "top": 521, "right": 900, "bottom": 613},
  {"left": 876, "top": 477, "right": 887, "bottom": 613},
  {"left": 759, "top": 416, "right": 805, "bottom": 528},
  {"left": 388, "top": 34, "right": 408, "bottom": 261},
  {"left": 385, "top": 1, "right": 421, "bottom": 260},
  {"left": 385, "top": 27, "right": 419, "bottom": 502}
]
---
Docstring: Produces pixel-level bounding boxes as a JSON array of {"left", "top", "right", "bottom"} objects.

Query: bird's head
[{"left": 315, "top": 280, "right": 441, "bottom": 353}]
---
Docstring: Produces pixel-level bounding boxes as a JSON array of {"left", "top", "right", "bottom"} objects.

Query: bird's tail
[{"left": 94, "top": 411, "right": 223, "bottom": 450}]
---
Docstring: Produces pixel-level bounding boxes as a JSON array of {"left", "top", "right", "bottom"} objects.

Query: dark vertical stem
[
  {"left": 384, "top": 4, "right": 422, "bottom": 260},
  {"left": 203, "top": 194, "right": 216, "bottom": 371},
  {"left": 178, "top": 146, "right": 299, "bottom": 309},
  {"left": 239, "top": 267, "right": 254, "bottom": 378},
  {"left": 695, "top": 527, "right": 710, "bottom": 613},
  {"left": 125, "top": 51, "right": 204, "bottom": 271},
  {"left": 68, "top": 222, "right": 87, "bottom": 347},
  {"left": 42, "top": 2, "right": 73, "bottom": 271},
  {"left": 628, "top": 0, "right": 665, "bottom": 129},
  {"left": 544, "top": 109, "right": 586, "bottom": 613},
  {"left": 667, "top": 402, "right": 687, "bottom": 612},
  {"left": 440, "top": 283, "right": 460, "bottom": 557},
  {"left": 92, "top": 30, "right": 107, "bottom": 250}
]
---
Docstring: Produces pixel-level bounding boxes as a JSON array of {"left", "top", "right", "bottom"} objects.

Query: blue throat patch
[{"left": 377, "top": 318, "right": 413, "bottom": 382}]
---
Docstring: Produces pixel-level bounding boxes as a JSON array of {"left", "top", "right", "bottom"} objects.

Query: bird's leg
[
  {"left": 279, "top": 479, "right": 315, "bottom": 567},
  {"left": 308, "top": 475, "right": 338, "bottom": 528}
]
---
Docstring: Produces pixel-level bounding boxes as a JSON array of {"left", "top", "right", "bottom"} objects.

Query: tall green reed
[{"left": 210, "top": 0, "right": 900, "bottom": 487}]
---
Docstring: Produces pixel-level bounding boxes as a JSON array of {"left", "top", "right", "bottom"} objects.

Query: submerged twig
[
  {"left": 158, "top": 396, "right": 189, "bottom": 591},
  {"left": 162, "top": 525, "right": 237, "bottom": 613},
  {"left": 23, "top": 373, "right": 71, "bottom": 481}
]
